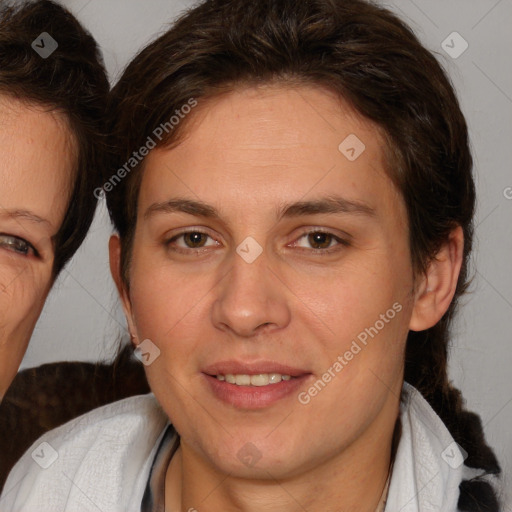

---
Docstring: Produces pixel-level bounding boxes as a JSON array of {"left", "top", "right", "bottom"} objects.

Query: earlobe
[
  {"left": 409, "top": 226, "right": 464, "bottom": 332},
  {"left": 108, "top": 235, "right": 138, "bottom": 344}
]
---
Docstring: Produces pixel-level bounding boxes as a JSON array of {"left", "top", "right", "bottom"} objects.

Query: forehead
[
  {"left": 0, "top": 95, "right": 75, "bottom": 231},
  {"left": 165, "top": 85, "right": 385, "bottom": 164},
  {"left": 140, "top": 85, "right": 404, "bottom": 225}
]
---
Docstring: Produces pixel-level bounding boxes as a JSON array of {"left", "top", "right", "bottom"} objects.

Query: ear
[
  {"left": 109, "top": 234, "right": 139, "bottom": 344},
  {"left": 409, "top": 226, "right": 464, "bottom": 331}
]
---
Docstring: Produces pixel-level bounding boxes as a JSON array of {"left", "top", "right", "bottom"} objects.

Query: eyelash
[
  {"left": 0, "top": 233, "right": 38, "bottom": 258},
  {"left": 165, "top": 229, "right": 350, "bottom": 256}
]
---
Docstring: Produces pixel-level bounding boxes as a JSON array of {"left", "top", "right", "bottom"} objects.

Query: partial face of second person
[
  {"left": 0, "top": 95, "right": 73, "bottom": 398},
  {"left": 111, "top": 85, "right": 455, "bottom": 485}
]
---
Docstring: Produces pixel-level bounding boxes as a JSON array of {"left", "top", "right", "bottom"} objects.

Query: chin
[{"left": 195, "top": 432, "right": 305, "bottom": 479}]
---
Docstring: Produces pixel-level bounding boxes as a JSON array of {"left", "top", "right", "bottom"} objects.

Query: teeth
[
  {"left": 218, "top": 373, "right": 293, "bottom": 386},
  {"left": 235, "top": 374, "right": 251, "bottom": 386}
]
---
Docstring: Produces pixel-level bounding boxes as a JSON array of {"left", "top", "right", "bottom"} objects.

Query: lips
[
  {"left": 202, "top": 360, "right": 309, "bottom": 378},
  {"left": 202, "top": 360, "right": 312, "bottom": 409}
]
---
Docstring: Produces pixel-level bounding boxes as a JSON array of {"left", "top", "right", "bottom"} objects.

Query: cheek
[
  {"left": 0, "top": 270, "right": 50, "bottom": 353},
  {"left": 292, "top": 253, "right": 411, "bottom": 338},
  {"left": 127, "top": 233, "right": 222, "bottom": 338},
  {"left": 0, "top": 276, "right": 49, "bottom": 396},
  {"left": 128, "top": 261, "right": 214, "bottom": 379},
  {"left": 293, "top": 255, "right": 413, "bottom": 411},
  {"left": 129, "top": 267, "right": 203, "bottom": 337}
]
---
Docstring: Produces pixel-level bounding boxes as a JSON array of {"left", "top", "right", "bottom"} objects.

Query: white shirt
[{"left": 0, "top": 382, "right": 484, "bottom": 511}]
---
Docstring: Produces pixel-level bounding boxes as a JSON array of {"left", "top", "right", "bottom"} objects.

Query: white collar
[{"left": 386, "top": 382, "right": 468, "bottom": 512}]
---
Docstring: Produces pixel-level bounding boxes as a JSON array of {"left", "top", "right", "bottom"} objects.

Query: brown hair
[
  {"left": 0, "top": 0, "right": 109, "bottom": 276},
  {"left": 105, "top": 0, "right": 501, "bottom": 508}
]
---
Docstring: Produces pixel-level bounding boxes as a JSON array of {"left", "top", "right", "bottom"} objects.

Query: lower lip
[{"left": 203, "top": 373, "right": 311, "bottom": 409}]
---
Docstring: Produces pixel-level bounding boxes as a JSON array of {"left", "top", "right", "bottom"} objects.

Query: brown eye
[
  {"left": 307, "top": 232, "right": 334, "bottom": 249},
  {"left": 183, "top": 232, "right": 208, "bottom": 248},
  {"left": 292, "top": 230, "right": 350, "bottom": 254},
  {"left": 165, "top": 230, "right": 219, "bottom": 253}
]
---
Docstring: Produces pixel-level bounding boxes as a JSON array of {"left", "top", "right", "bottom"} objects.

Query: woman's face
[
  {"left": 117, "top": 85, "right": 419, "bottom": 479},
  {"left": 0, "top": 96, "right": 73, "bottom": 398}
]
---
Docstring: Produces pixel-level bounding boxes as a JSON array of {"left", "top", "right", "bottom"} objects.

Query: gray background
[{"left": 18, "top": 0, "right": 512, "bottom": 506}]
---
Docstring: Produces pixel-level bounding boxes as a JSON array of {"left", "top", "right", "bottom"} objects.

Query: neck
[{"left": 165, "top": 397, "right": 399, "bottom": 512}]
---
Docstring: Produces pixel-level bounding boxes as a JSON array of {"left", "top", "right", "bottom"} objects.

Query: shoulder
[{"left": 0, "top": 394, "right": 169, "bottom": 512}]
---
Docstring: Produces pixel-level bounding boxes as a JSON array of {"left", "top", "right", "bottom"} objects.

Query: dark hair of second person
[{"left": 0, "top": 0, "right": 109, "bottom": 276}]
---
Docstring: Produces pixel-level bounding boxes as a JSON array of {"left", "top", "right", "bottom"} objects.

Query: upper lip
[{"left": 202, "top": 360, "right": 310, "bottom": 377}]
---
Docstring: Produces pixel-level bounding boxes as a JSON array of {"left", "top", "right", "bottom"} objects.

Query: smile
[{"left": 215, "top": 373, "right": 293, "bottom": 386}]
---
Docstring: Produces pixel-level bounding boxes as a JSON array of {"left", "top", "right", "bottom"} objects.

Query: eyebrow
[
  {"left": 144, "top": 196, "right": 375, "bottom": 221},
  {"left": 0, "top": 208, "right": 51, "bottom": 226}
]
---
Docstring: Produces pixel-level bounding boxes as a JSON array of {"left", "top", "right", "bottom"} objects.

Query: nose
[{"left": 211, "top": 248, "right": 291, "bottom": 338}]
